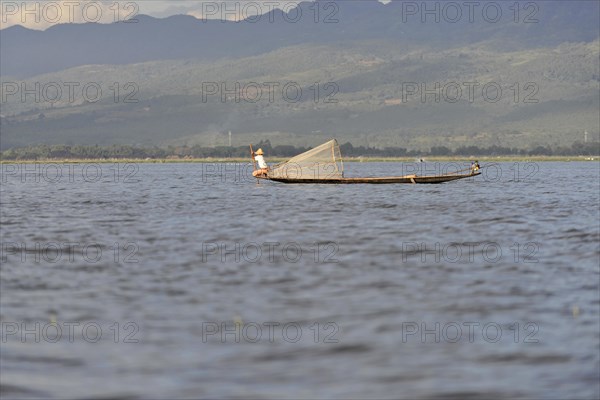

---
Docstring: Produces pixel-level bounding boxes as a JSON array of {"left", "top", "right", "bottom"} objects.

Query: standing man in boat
[{"left": 252, "top": 148, "right": 269, "bottom": 177}]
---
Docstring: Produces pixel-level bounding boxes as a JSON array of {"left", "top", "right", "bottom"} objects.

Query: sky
[{"left": 0, "top": 0, "right": 318, "bottom": 29}]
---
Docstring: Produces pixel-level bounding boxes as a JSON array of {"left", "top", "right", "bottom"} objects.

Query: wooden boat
[
  {"left": 259, "top": 172, "right": 480, "bottom": 184},
  {"left": 251, "top": 139, "right": 481, "bottom": 184}
]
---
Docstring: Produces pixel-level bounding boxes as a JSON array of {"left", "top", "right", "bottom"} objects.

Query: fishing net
[{"left": 269, "top": 139, "right": 344, "bottom": 179}]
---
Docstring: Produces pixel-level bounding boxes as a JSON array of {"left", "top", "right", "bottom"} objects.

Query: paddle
[{"left": 249, "top": 144, "right": 259, "bottom": 183}]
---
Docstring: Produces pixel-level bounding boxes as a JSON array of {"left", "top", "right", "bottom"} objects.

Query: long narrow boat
[
  {"left": 261, "top": 173, "right": 480, "bottom": 184},
  {"left": 252, "top": 139, "right": 480, "bottom": 184}
]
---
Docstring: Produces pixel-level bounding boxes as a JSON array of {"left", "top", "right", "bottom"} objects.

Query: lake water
[{"left": 1, "top": 161, "right": 599, "bottom": 399}]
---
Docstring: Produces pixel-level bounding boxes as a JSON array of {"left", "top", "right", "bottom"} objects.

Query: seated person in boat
[
  {"left": 252, "top": 148, "right": 269, "bottom": 177},
  {"left": 471, "top": 160, "right": 480, "bottom": 173}
]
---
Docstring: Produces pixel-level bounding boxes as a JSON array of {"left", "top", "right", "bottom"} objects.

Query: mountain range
[{"left": 1, "top": 0, "right": 598, "bottom": 150}]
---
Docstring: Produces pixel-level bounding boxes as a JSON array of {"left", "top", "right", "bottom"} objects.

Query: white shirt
[{"left": 255, "top": 155, "right": 267, "bottom": 169}]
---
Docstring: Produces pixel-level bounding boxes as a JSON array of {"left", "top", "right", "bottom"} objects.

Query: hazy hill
[
  {"left": 2, "top": 1, "right": 598, "bottom": 78},
  {"left": 1, "top": 1, "right": 598, "bottom": 150}
]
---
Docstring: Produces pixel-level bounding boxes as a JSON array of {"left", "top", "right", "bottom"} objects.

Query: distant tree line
[{"left": 1, "top": 141, "right": 598, "bottom": 161}]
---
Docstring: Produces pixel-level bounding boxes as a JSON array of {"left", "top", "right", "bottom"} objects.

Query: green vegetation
[
  {"left": 2, "top": 141, "right": 597, "bottom": 161},
  {"left": 1, "top": 40, "right": 599, "bottom": 151}
]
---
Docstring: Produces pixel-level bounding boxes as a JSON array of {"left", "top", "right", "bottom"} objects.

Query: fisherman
[
  {"left": 252, "top": 148, "right": 269, "bottom": 177},
  {"left": 470, "top": 160, "right": 480, "bottom": 173}
]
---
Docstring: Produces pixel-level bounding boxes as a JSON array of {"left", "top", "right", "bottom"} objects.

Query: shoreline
[{"left": 0, "top": 155, "right": 597, "bottom": 164}]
